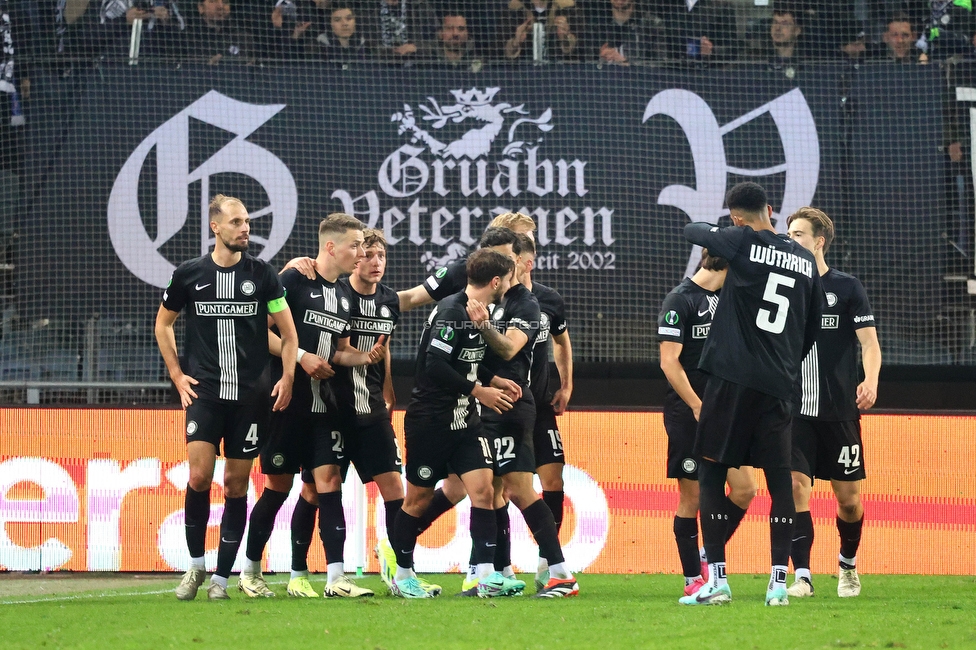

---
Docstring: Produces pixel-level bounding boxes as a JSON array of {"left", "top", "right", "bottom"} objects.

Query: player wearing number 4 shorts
[
  {"left": 785, "top": 208, "right": 881, "bottom": 599},
  {"left": 155, "top": 195, "right": 299, "bottom": 602}
]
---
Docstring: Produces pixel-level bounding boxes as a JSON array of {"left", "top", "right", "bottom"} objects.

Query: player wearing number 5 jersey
[
  {"left": 785, "top": 208, "right": 881, "bottom": 600},
  {"left": 155, "top": 195, "right": 298, "bottom": 602},
  {"left": 679, "top": 182, "right": 824, "bottom": 608}
]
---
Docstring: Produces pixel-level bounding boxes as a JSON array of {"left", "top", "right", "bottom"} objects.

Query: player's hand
[
  {"left": 600, "top": 43, "right": 626, "bottom": 63},
  {"left": 284, "top": 256, "right": 316, "bottom": 279},
  {"left": 691, "top": 402, "right": 702, "bottom": 422},
  {"left": 855, "top": 380, "right": 877, "bottom": 410},
  {"left": 271, "top": 377, "right": 293, "bottom": 411},
  {"left": 466, "top": 299, "right": 491, "bottom": 328},
  {"left": 490, "top": 376, "right": 522, "bottom": 402},
  {"left": 366, "top": 335, "right": 388, "bottom": 365},
  {"left": 172, "top": 373, "right": 199, "bottom": 408},
  {"left": 551, "top": 387, "right": 573, "bottom": 415},
  {"left": 472, "top": 384, "right": 514, "bottom": 414},
  {"left": 394, "top": 43, "right": 417, "bottom": 56},
  {"left": 514, "top": 17, "right": 533, "bottom": 45},
  {"left": 300, "top": 352, "right": 335, "bottom": 380}
]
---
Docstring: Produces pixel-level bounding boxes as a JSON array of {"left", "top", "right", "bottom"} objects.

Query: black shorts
[
  {"left": 344, "top": 415, "right": 403, "bottom": 483},
  {"left": 403, "top": 413, "right": 493, "bottom": 488},
  {"left": 260, "top": 408, "right": 316, "bottom": 475},
  {"left": 532, "top": 401, "right": 566, "bottom": 468},
  {"left": 792, "top": 418, "right": 866, "bottom": 481},
  {"left": 695, "top": 377, "right": 792, "bottom": 469},
  {"left": 184, "top": 394, "right": 270, "bottom": 460},
  {"left": 663, "top": 390, "right": 699, "bottom": 480},
  {"left": 483, "top": 398, "right": 536, "bottom": 476}
]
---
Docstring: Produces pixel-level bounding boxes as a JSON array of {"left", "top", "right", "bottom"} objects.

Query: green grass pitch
[{"left": 1, "top": 573, "right": 973, "bottom": 649}]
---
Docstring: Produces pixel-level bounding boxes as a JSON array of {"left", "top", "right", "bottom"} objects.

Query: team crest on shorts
[
  {"left": 272, "top": 453, "right": 285, "bottom": 467},
  {"left": 240, "top": 280, "right": 256, "bottom": 296},
  {"left": 186, "top": 420, "right": 198, "bottom": 436},
  {"left": 682, "top": 458, "right": 697, "bottom": 473},
  {"left": 418, "top": 466, "right": 433, "bottom": 480}
]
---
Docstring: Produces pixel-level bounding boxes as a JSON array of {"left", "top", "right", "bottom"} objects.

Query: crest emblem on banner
[{"left": 107, "top": 91, "right": 298, "bottom": 288}]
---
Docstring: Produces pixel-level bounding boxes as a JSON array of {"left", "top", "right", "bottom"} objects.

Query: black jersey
[
  {"left": 529, "top": 282, "right": 568, "bottom": 404},
  {"left": 276, "top": 269, "right": 351, "bottom": 413},
  {"left": 407, "top": 291, "right": 488, "bottom": 431},
  {"left": 657, "top": 278, "right": 720, "bottom": 388},
  {"left": 483, "top": 283, "right": 541, "bottom": 388},
  {"left": 685, "top": 223, "right": 824, "bottom": 401},
  {"left": 333, "top": 279, "right": 400, "bottom": 423},
  {"left": 162, "top": 253, "right": 285, "bottom": 403},
  {"left": 423, "top": 258, "right": 468, "bottom": 301},
  {"left": 794, "top": 269, "right": 877, "bottom": 421}
]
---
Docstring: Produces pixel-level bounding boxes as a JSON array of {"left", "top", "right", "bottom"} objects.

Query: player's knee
[
  {"left": 730, "top": 481, "right": 757, "bottom": 506},
  {"left": 467, "top": 482, "right": 494, "bottom": 509},
  {"left": 187, "top": 470, "right": 213, "bottom": 492},
  {"left": 442, "top": 477, "right": 468, "bottom": 504},
  {"left": 791, "top": 477, "right": 809, "bottom": 503},
  {"left": 836, "top": 491, "right": 861, "bottom": 516},
  {"left": 223, "top": 476, "right": 249, "bottom": 499},
  {"left": 676, "top": 491, "right": 699, "bottom": 515}
]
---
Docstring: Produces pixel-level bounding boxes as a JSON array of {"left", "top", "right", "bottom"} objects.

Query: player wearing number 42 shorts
[{"left": 784, "top": 208, "right": 881, "bottom": 599}]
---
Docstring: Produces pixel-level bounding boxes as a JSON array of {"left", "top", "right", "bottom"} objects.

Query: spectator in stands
[
  {"left": 651, "top": 0, "right": 737, "bottom": 63},
  {"left": 503, "top": 0, "right": 580, "bottom": 62},
  {"left": 588, "top": 0, "right": 662, "bottom": 65},
  {"left": 764, "top": 6, "right": 807, "bottom": 75},
  {"left": 837, "top": 25, "right": 867, "bottom": 63},
  {"left": 429, "top": 12, "right": 481, "bottom": 68},
  {"left": 372, "top": 0, "right": 434, "bottom": 63},
  {"left": 873, "top": 13, "right": 920, "bottom": 63},
  {"left": 270, "top": 0, "right": 331, "bottom": 59},
  {"left": 315, "top": 4, "right": 369, "bottom": 63},
  {"left": 97, "top": 0, "right": 187, "bottom": 59},
  {"left": 184, "top": 0, "right": 253, "bottom": 64}
]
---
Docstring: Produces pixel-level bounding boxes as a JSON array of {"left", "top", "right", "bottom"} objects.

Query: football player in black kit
[
  {"left": 239, "top": 214, "right": 384, "bottom": 600},
  {"left": 469, "top": 233, "right": 579, "bottom": 598},
  {"left": 785, "top": 208, "right": 880, "bottom": 599},
  {"left": 520, "top": 236, "right": 576, "bottom": 590},
  {"left": 679, "top": 182, "right": 823, "bottom": 607},
  {"left": 155, "top": 195, "right": 298, "bottom": 601},
  {"left": 658, "top": 249, "right": 757, "bottom": 598},
  {"left": 389, "top": 249, "right": 521, "bottom": 598}
]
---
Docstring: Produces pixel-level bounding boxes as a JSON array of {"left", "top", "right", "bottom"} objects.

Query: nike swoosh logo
[
  {"left": 220, "top": 537, "right": 238, "bottom": 544},
  {"left": 486, "top": 543, "right": 496, "bottom": 548},
  {"left": 791, "top": 536, "right": 807, "bottom": 542},
  {"left": 468, "top": 333, "right": 479, "bottom": 339},
  {"left": 336, "top": 455, "right": 345, "bottom": 460},
  {"left": 553, "top": 452, "right": 564, "bottom": 457},
  {"left": 242, "top": 446, "right": 258, "bottom": 453},
  {"left": 311, "top": 293, "right": 322, "bottom": 298},
  {"left": 195, "top": 283, "right": 211, "bottom": 290},
  {"left": 336, "top": 527, "right": 345, "bottom": 531},
  {"left": 695, "top": 590, "right": 721, "bottom": 603},
  {"left": 844, "top": 468, "right": 859, "bottom": 475},
  {"left": 698, "top": 309, "right": 710, "bottom": 317},
  {"left": 498, "top": 460, "right": 512, "bottom": 467}
]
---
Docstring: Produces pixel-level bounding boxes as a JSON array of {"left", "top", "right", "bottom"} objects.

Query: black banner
[{"left": 18, "top": 63, "right": 949, "bottom": 371}]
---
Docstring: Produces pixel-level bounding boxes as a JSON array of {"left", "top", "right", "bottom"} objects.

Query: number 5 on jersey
[{"left": 757, "top": 272, "right": 795, "bottom": 334}]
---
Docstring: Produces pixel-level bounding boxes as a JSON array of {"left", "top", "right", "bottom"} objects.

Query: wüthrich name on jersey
[
  {"left": 749, "top": 244, "right": 814, "bottom": 278},
  {"left": 194, "top": 302, "right": 258, "bottom": 317}
]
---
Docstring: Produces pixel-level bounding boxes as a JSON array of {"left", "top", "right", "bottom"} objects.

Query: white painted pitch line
[{"left": 0, "top": 579, "right": 293, "bottom": 605}]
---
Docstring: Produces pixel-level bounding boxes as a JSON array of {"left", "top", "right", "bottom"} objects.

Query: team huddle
[
  {"left": 155, "top": 198, "right": 575, "bottom": 600},
  {"left": 155, "top": 181, "right": 879, "bottom": 606},
  {"left": 658, "top": 183, "right": 880, "bottom": 606}
]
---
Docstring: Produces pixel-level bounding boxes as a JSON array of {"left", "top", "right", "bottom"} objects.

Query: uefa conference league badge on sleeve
[{"left": 430, "top": 325, "right": 455, "bottom": 354}]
